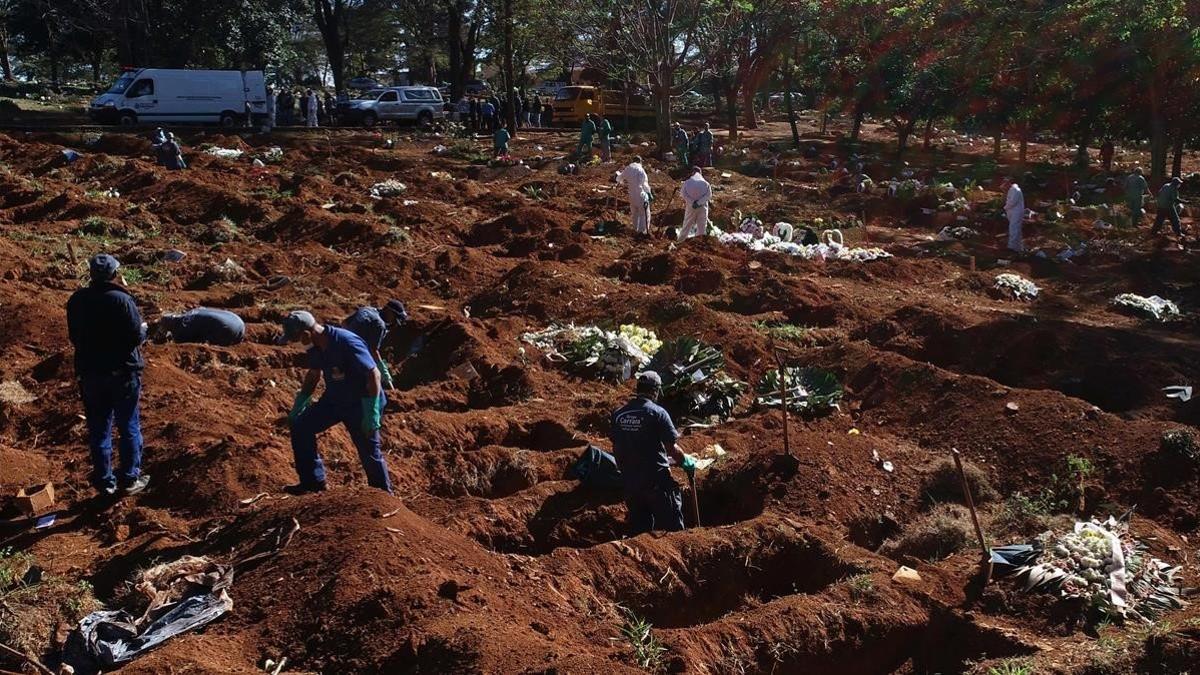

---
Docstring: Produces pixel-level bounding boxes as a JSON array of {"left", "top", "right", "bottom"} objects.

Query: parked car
[
  {"left": 336, "top": 86, "right": 444, "bottom": 127},
  {"left": 89, "top": 68, "right": 266, "bottom": 126},
  {"left": 347, "top": 76, "right": 383, "bottom": 90}
]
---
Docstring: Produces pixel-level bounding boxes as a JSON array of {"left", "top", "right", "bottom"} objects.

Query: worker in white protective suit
[
  {"left": 678, "top": 166, "right": 712, "bottom": 241},
  {"left": 306, "top": 89, "right": 319, "bottom": 128},
  {"left": 618, "top": 156, "right": 653, "bottom": 236},
  {"left": 1002, "top": 177, "right": 1025, "bottom": 253}
]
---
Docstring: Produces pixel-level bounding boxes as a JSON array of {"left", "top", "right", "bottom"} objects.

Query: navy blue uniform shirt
[
  {"left": 610, "top": 396, "right": 680, "bottom": 489},
  {"left": 307, "top": 326, "right": 378, "bottom": 404},
  {"left": 66, "top": 281, "right": 145, "bottom": 376},
  {"left": 343, "top": 307, "right": 387, "bottom": 352}
]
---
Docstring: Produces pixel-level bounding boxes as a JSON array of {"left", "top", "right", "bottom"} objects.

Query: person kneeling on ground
[
  {"left": 150, "top": 307, "right": 245, "bottom": 346},
  {"left": 610, "top": 371, "right": 697, "bottom": 535},
  {"left": 66, "top": 254, "right": 151, "bottom": 497},
  {"left": 278, "top": 311, "right": 392, "bottom": 495},
  {"left": 341, "top": 299, "right": 408, "bottom": 391}
]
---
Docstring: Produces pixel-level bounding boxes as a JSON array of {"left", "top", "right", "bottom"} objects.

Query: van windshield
[
  {"left": 106, "top": 73, "right": 137, "bottom": 94},
  {"left": 556, "top": 87, "right": 588, "bottom": 101}
]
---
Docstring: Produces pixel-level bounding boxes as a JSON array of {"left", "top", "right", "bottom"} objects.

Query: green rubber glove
[
  {"left": 681, "top": 454, "right": 697, "bottom": 477},
  {"left": 289, "top": 392, "right": 311, "bottom": 423},
  {"left": 377, "top": 360, "right": 395, "bottom": 390},
  {"left": 361, "top": 396, "right": 382, "bottom": 435}
]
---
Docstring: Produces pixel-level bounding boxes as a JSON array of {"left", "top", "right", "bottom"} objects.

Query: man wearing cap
[
  {"left": 279, "top": 311, "right": 391, "bottom": 494},
  {"left": 610, "top": 371, "right": 697, "bottom": 535},
  {"left": 1151, "top": 176, "right": 1187, "bottom": 241},
  {"left": 66, "top": 254, "right": 150, "bottom": 496},
  {"left": 150, "top": 307, "right": 245, "bottom": 346},
  {"left": 341, "top": 300, "right": 408, "bottom": 391},
  {"left": 678, "top": 166, "right": 712, "bottom": 241}
]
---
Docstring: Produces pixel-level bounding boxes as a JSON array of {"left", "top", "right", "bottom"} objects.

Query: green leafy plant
[
  {"left": 522, "top": 184, "right": 546, "bottom": 201},
  {"left": 619, "top": 606, "right": 667, "bottom": 671},
  {"left": 646, "top": 336, "right": 746, "bottom": 423},
  {"left": 845, "top": 573, "right": 877, "bottom": 602},
  {"left": 755, "top": 367, "right": 842, "bottom": 415}
]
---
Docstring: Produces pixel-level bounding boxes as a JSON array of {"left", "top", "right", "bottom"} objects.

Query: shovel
[{"left": 686, "top": 470, "right": 701, "bottom": 528}]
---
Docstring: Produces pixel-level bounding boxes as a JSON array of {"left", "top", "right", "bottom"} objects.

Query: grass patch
[
  {"left": 1160, "top": 428, "right": 1198, "bottom": 461},
  {"left": 754, "top": 321, "right": 817, "bottom": 347},
  {"left": 921, "top": 458, "right": 999, "bottom": 507},
  {"left": 991, "top": 491, "right": 1054, "bottom": 537},
  {"left": 986, "top": 658, "right": 1033, "bottom": 675},
  {"left": 844, "top": 573, "right": 879, "bottom": 603},
  {"left": 1, "top": 548, "right": 97, "bottom": 660},
  {"left": 881, "top": 504, "right": 972, "bottom": 562},
  {"left": 618, "top": 605, "right": 667, "bottom": 672}
]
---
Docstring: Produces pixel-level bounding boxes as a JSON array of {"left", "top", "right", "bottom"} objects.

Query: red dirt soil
[{"left": 0, "top": 117, "right": 1198, "bottom": 674}]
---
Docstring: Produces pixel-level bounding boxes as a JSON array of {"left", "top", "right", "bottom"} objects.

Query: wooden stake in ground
[
  {"left": 772, "top": 345, "right": 793, "bottom": 457},
  {"left": 952, "top": 448, "right": 993, "bottom": 581}
]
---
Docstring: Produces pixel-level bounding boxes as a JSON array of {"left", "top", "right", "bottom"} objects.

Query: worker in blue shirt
[
  {"left": 278, "top": 310, "right": 391, "bottom": 495},
  {"left": 342, "top": 299, "right": 407, "bottom": 390},
  {"left": 610, "top": 371, "right": 697, "bottom": 534},
  {"left": 151, "top": 307, "right": 245, "bottom": 346},
  {"left": 66, "top": 254, "right": 150, "bottom": 496}
]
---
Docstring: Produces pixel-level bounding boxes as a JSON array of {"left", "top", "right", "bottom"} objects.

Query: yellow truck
[{"left": 551, "top": 86, "right": 655, "bottom": 126}]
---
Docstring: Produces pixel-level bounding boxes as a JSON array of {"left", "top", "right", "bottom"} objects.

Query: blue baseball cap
[
  {"left": 277, "top": 310, "right": 316, "bottom": 344},
  {"left": 384, "top": 299, "right": 409, "bottom": 325},
  {"left": 89, "top": 254, "right": 120, "bottom": 281}
]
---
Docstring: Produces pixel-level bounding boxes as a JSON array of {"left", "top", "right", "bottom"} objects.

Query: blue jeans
[
  {"left": 79, "top": 372, "right": 143, "bottom": 491},
  {"left": 290, "top": 396, "right": 391, "bottom": 493},
  {"left": 624, "top": 478, "right": 684, "bottom": 535}
]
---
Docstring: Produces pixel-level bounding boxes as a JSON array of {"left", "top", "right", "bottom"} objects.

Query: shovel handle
[{"left": 686, "top": 473, "right": 701, "bottom": 528}]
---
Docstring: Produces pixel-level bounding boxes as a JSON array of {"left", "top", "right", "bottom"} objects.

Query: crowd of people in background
[
  {"left": 267, "top": 87, "right": 341, "bottom": 128},
  {"left": 452, "top": 89, "right": 553, "bottom": 133}
]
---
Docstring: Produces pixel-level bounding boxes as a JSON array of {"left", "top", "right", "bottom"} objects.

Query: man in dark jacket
[
  {"left": 66, "top": 254, "right": 150, "bottom": 496},
  {"left": 610, "top": 371, "right": 696, "bottom": 535},
  {"left": 341, "top": 299, "right": 408, "bottom": 390}
]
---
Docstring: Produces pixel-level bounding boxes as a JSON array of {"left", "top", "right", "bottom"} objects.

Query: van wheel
[
  {"left": 417, "top": 111, "right": 433, "bottom": 127},
  {"left": 118, "top": 111, "right": 137, "bottom": 126},
  {"left": 219, "top": 112, "right": 238, "bottom": 128},
  {"left": 362, "top": 112, "right": 378, "bottom": 128}
]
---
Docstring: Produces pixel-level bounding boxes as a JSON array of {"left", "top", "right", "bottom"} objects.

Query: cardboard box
[{"left": 16, "top": 483, "right": 55, "bottom": 517}]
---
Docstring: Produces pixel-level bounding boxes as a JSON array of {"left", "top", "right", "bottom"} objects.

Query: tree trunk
[
  {"left": 655, "top": 85, "right": 672, "bottom": 160},
  {"left": 1018, "top": 123, "right": 1028, "bottom": 164},
  {"left": 992, "top": 131, "right": 1002, "bottom": 160},
  {"left": 923, "top": 117, "right": 934, "bottom": 150},
  {"left": 1172, "top": 136, "right": 1184, "bottom": 178},
  {"left": 850, "top": 103, "right": 864, "bottom": 142},
  {"left": 782, "top": 55, "right": 799, "bottom": 150},
  {"left": 502, "top": 0, "right": 516, "bottom": 135},
  {"left": 314, "top": 0, "right": 346, "bottom": 93},
  {"left": 723, "top": 76, "right": 738, "bottom": 140},
  {"left": 1150, "top": 113, "right": 1168, "bottom": 186},
  {"left": 712, "top": 77, "right": 724, "bottom": 117}
]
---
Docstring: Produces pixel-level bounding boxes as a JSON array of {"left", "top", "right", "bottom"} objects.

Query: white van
[
  {"left": 89, "top": 68, "right": 267, "bottom": 127},
  {"left": 336, "top": 86, "right": 444, "bottom": 127}
]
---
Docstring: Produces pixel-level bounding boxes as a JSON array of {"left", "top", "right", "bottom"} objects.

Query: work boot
[
  {"left": 121, "top": 475, "right": 151, "bottom": 496},
  {"left": 282, "top": 481, "right": 327, "bottom": 496}
]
